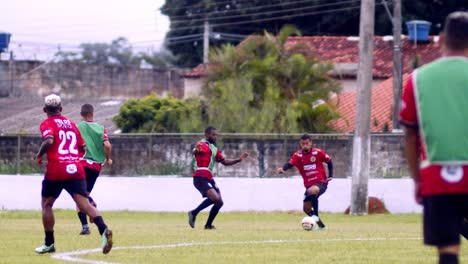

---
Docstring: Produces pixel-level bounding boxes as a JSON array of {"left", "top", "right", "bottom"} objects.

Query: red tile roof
[
  {"left": 185, "top": 36, "right": 442, "bottom": 78},
  {"left": 329, "top": 74, "right": 410, "bottom": 133},
  {"left": 182, "top": 64, "right": 207, "bottom": 78},
  {"left": 287, "top": 36, "right": 441, "bottom": 78}
]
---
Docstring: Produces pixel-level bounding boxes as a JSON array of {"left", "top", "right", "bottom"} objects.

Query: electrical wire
[
  {"left": 169, "top": 4, "right": 379, "bottom": 32},
  {"left": 169, "top": 0, "right": 359, "bottom": 20}
]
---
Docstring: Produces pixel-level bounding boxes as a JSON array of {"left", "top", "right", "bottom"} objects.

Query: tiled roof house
[{"left": 183, "top": 36, "right": 442, "bottom": 132}]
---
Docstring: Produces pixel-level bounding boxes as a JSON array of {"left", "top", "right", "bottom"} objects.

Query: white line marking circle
[{"left": 52, "top": 237, "right": 421, "bottom": 264}]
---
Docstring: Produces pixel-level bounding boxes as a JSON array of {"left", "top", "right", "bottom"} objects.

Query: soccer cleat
[
  {"left": 204, "top": 225, "right": 216, "bottom": 230},
  {"left": 188, "top": 211, "right": 196, "bottom": 228},
  {"left": 35, "top": 244, "right": 56, "bottom": 254},
  {"left": 101, "top": 228, "right": 113, "bottom": 254},
  {"left": 316, "top": 226, "right": 328, "bottom": 231},
  {"left": 311, "top": 215, "right": 326, "bottom": 229},
  {"left": 79, "top": 227, "right": 90, "bottom": 235}
]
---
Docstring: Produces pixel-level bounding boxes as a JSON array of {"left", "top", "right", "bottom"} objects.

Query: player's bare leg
[
  {"left": 35, "top": 197, "right": 57, "bottom": 254},
  {"left": 73, "top": 194, "right": 112, "bottom": 254},
  {"left": 204, "top": 189, "right": 224, "bottom": 229}
]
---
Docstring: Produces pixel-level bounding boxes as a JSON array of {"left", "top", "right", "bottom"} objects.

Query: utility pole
[
  {"left": 203, "top": 19, "right": 210, "bottom": 63},
  {"left": 350, "top": 0, "right": 375, "bottom": 215},
  {"left": 9, "top": 51, "right": 14, "bottom": 97},
  {"left": 391, "top": 0, "right": 402, "bottom": 131}
]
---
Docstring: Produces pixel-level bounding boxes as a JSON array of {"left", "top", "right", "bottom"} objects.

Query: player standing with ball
[{"left": 277, "top": 134, "right": 333, "bottom": 230}]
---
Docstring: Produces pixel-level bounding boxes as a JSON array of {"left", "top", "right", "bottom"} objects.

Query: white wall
[
  {"left": 0, "top": 175, "right": 422, "bottom": 213},
  {"left": 183, "top": 78, "right": 204, "bottom": 99}
]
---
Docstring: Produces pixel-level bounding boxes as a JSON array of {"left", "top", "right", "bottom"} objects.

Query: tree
[
  {"left": 56, "top": 37, "right": 177, "bottom": 68},
  {"left": 113, "top": 94, "right": 204, "bottom": 133},
  {"left": 202, "top": 25, "right": 341, "bottom": 133},
  {"left": 161, "top": 0, "right": 467, "bottom": 67}
]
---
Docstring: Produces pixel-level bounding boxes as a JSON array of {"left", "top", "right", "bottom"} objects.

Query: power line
[
  {"left": 171, "top": 1, "right": 360, "bottom": 25},
  {"left": 169, "top": 0, "right": 359, "bottom": 20},
  {"left": 169, "top": 4, "right": 380, "bottom": 32},
  {"left": 159, "top": 0, "right": 255, "bottom": 11}
]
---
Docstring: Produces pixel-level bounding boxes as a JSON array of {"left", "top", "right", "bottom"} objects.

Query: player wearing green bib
[
  {"left": 400, "top": 12, "right": 468, "bottom": 264},
  {"left": 76, "top": 104, "right": 113, "bottom": 235},
  {"left": 188, "top": 126, "right": 248, "bottom": 229}
]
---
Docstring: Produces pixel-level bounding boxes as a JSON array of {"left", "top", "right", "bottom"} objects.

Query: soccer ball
[{"left": 301, "top": 216, "right": 316, "bottom": 231}]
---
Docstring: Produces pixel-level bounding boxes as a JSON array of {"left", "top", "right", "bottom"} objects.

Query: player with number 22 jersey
[{"left": 40, "top": 115, "right": 86, "bottom": 181}]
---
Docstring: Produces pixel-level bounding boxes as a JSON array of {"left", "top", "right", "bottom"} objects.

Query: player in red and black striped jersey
[
  {"left": 277, "top": 134, "right": 333, "bottom": 230},
  {"left": 188, "top": 126, "right": 248, "bottom": 229}
]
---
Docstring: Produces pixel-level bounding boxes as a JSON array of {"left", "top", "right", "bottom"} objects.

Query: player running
[
  {"left": 34, "top": 94, "right": 112, "bottom": 254},
  {"left": 277, "top": 134, "right": 333, "bottom": 230},
  {"left": 188, "top": 126, "right": 248, "bottom": 229},
  {"left": 76, "top": 104, "right": 113, "bottom": 235}
]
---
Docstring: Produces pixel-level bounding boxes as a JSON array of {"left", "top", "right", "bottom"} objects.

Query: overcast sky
[{"left": 0, "top": 0, "right": 170, "bottom": 60}]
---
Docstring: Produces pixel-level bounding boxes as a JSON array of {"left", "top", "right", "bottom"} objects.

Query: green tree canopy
[
  {"left": 161, "top": 0, "right": 467, "bottom": 67},
  {"left": 199, "top": 25, "right": 341, "bottom": 133}
]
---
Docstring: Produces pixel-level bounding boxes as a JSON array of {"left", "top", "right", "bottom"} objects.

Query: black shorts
[
  {"left": 84, "top": 167, "right": 100, "bottom": 193},
  {"left": 423, "top": 194, "right": 468, "bottom": 247},
  {"left": 193, "top": 177, "right": 220, "bottom": 197},
  {"left": 41, "top": 179, "right": 88, "bottom": 199},
  {"left": 303, "top": 182, "right": 328, "bottom": 201}
]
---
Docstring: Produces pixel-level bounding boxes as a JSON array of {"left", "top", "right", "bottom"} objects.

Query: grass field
[{"left": 1, "top": 210, "right": 466, "bottom": 264}]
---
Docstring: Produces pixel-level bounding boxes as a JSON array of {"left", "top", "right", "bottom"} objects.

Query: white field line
[{"left": 52, "top": 237, "right": 422, "bottom": 264}]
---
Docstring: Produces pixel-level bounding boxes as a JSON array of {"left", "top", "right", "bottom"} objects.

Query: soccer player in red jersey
[
  {"left": 277, "top": 134, "right": 333, "bottom": 230},
  {"left": 400, "top": 12, "right": 468, "bottom": 264},
  {"left": 34, "top": 94, "right": 112, "bottom": 254},
  {"left": 188, "top": 126, "right": 248, "bottom": 229}
]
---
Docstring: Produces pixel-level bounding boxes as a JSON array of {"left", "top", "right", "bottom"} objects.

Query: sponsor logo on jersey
[
  {"left": 307, "top": 176, "right": 318, "bottom": 181},
  {"left": 304, "top": 164, "right": 317, "bottom": 170},
  {"left": 42, "top": 129, "right": 52, "bottom": 136},
  {"left": 441, "top": 165, "right": 463, "bottom": 183},
  {"left": 312, "top": 151, "right": 318, "bottom": 155},
  {"left": 66, "top": 164, "right": 78, "bottom": 174},
  {"left": 306, "top": 171, "right": 318, "bottom": 176}
]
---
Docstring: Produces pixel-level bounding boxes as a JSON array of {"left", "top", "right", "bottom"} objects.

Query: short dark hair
[
  {"left": 80, "top": 104, "right": 94, "bottom": 117},
  {"left": 443, "top": 11, "right": 468, "bottom": 51},
  {"left": 205, "top": 126, "right": 216, "bottom": 134},
  {"left": 44, "top": 105, "right": 61, "bottom": 113},
  {"left": 300, "top": 134, "right": 311, "bottom": 140}
]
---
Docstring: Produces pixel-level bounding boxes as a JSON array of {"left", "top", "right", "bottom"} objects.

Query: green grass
[{"left": 0, "top": 210, "right": 466, "bottom": 263}]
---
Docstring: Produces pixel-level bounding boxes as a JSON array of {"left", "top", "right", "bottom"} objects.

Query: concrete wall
[
  {"left": 0, "top": 134, "right": 407, "bottom": 178},
  {"left": 0, "top": 175, "right": 421, "bottom": 213},
  {"left": 183, "top": 78, "right": 204, "bottom": 99},
  {"left": 0, "top": 61, "right": 185, "bottom": 99}
]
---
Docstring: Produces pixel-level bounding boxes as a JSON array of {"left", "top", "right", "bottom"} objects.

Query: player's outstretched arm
[
  {"left": 220, "top": 152, "right": 248, "bottom": 166},
  {"left": 277, "top": 162, "right": 293, "bottom": 174}
]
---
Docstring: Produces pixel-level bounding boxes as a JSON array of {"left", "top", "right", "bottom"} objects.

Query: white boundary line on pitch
[{"left": 52, "top": 237, "right": 422, "bottom": 264}]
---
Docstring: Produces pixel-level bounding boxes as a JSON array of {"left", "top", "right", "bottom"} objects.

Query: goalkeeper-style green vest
[
  {"left": 414, "top": 57, "right": 468, "bottom": 165},
  {"left": 77, "top": 121, "right": 106, "bottom": 163}
]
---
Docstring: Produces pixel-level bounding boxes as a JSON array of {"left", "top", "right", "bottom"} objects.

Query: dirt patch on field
[{"left": 344, "top": 196, "right": 390, "bottom": 214}]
